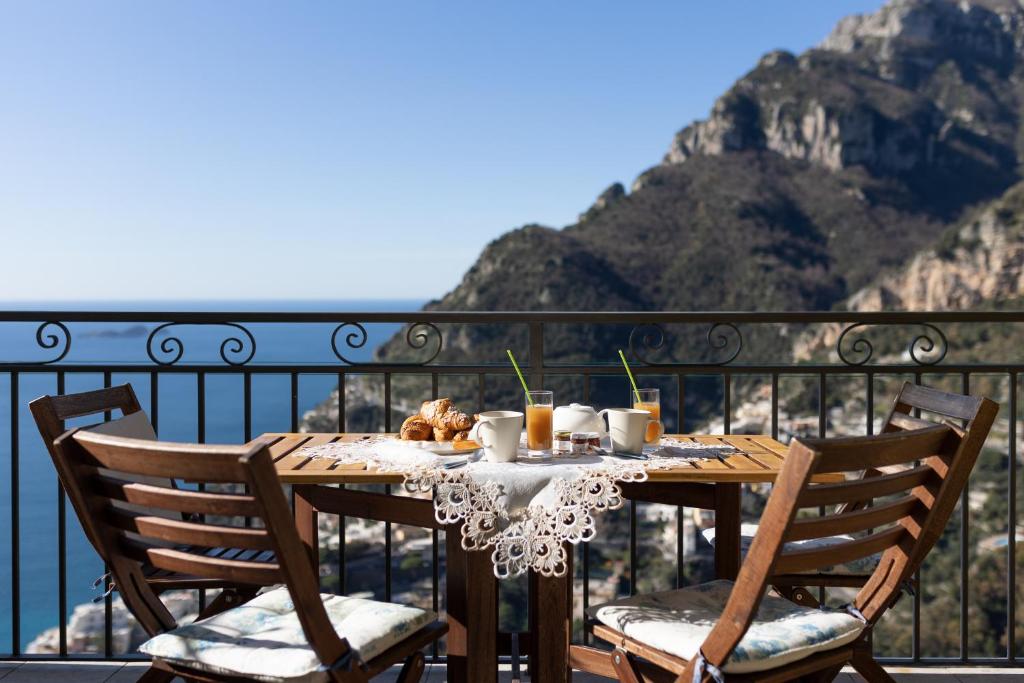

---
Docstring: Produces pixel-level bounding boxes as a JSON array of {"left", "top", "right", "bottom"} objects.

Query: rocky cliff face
[
  {"left": 794, "top": 180, "right": 1024, "bottom": 362},
  {"left": 847, "top": 181, "right": 1024, "bottom": 311},
  {"left": 666, "top": 0, "right": 1022, "bottom": 214}
]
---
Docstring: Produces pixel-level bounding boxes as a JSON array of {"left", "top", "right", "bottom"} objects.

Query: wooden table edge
[{"left": 261, "top": 432, "right": 842, "bottom": 484}]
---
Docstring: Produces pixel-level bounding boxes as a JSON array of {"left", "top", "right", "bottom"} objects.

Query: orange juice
[
  {"left": 634, "top": 400, "right": 661, "bottom": 443},
  {"left": 526, "top": 404, "right": 553, "bottom": 450}
]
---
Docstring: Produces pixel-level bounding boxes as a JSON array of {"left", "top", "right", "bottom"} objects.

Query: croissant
[
  {"left": 420, "top": 399, "right": 453, "bottom": 425},
  {"left": 439, "top": 408, "right": 473, "bottom": 431},
  {"left": 400, "top": 415, "right": 433, "bottom": 441},
  {"left": 433, "top": 426, "right": 456, "bottom": 441},
  {"left": 420, "top": 398, "right": 473, "bottom": 431}
]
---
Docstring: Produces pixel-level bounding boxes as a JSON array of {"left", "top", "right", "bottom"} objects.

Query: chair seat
[
  {"left": 590, "top": 579, "right": 866, "bottom": 674},
  {"left": 139, "top": 587, "right": 435, "bottom": 683},
  {"left": 702, "top": 524, "right": 879, "bottom": 574}
]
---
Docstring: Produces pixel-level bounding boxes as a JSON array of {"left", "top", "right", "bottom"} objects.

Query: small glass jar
[
  {"left": 584, "top": 432, "right": 601, "bottom": 449},
  {"left": 570, "top": 432, "right": 590, "bottom": 456},
  {"left": 553, "top": 430, "right": 573, "bottom": 454}
]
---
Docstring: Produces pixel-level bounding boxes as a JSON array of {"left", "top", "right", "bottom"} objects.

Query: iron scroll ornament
[
  {"left": 146, "top": 322, "right": 256, "bottom": 366},
  {"left": 331, "top": 321, "right": 443, "bottom": 366},
  {"left": 0, "top": 321, "right": 72, "bottom": 366},
  {"left": 836, "top": 322, "right": 949, "bottom": 366},
  {"left": 627, "top": 322, "right": 742, "bottom": 366}
]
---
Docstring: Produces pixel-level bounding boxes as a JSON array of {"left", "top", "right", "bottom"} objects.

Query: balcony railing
[{"left": 0, "top": 310, "right": 1020, "bottom": 665}]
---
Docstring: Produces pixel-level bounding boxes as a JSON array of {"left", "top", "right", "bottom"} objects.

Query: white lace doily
[{"left": 299, "top": 436, "right": 735, "bottom": 578}]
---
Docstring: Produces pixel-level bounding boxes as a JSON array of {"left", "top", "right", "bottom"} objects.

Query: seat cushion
[
  {"left": 591, "top": 580, "right": 865, "bottom": 674},
  {"left": 702, "top": 524, "right": 879, "bottom": 574},
  {"left": 139, "top": 587, "right": 435, "bottom": 683},
  {"left": 86, "top": 410, "right": 157, "bottom": 440}
]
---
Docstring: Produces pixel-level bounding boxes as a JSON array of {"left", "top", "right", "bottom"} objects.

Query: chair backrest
[
  {"left": 694, "top": 389, "right": 997, "bottom": 676},
  {"left": 49, "top": 429, "right": 351, "bottom": 672},
  {"left": 30, "top": 384, "right": 145, "bottom": 448},
  {"left": 31, "top": 384, "right": 176, "bottom": 540},
  {"left": 839, "top": 381, "right": 993, "bottom": 514},
  {"left": 880, "top": 381, "right": 986, "bottom": 437}
]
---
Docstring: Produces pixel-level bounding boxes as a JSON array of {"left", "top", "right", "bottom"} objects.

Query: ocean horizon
[{"left": 0, "top": 299, "right": 426, "bottom": 653}]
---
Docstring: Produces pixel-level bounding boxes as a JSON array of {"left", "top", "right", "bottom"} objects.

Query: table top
[{"left": 261, "top": 432, "right": 801, "bottom": 484}]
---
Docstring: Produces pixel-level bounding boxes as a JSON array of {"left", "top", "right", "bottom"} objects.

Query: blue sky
[{"left": 0, "top": 1, "right": 883, "bottom": 301}]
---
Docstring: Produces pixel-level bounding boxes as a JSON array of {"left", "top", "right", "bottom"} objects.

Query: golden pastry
[
  {"left": 400, "top": 415, "right": 432, "bottom": 441},
  {"left": 420, "top": 398, "right": 453, "bottom": 425},
  {"left": 433, "top": 426, "right": 456, "bottom": 442}
]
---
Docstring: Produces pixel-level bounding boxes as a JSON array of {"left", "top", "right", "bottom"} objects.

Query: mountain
[
  {"left": 305, "top": 0, "right": 1024, "bottom": 430},
  {"left": 413, "top": 0, "right": 1024, "bottom": 318}
]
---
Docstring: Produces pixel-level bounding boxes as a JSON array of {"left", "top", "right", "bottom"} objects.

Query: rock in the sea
[{"left": 26, "top": 590, "right": 200, "bottom": 655}]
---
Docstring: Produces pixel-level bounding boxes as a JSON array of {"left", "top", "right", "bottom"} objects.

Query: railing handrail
[{"left": 2, "top": 309, "right": 1024, "bottom": 323}]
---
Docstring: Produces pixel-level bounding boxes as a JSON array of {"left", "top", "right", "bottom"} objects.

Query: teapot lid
[{"left": 558, "top": 402, "right": 595, "bottom": 411}]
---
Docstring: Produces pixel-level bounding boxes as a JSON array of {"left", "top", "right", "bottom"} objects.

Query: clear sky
[{"left": 0, "top": 0, "right": 883, "bottom": 301}]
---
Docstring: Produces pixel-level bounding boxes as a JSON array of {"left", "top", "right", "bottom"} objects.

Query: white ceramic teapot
[{"left": 552, "top": 403, "right": 605, "bottom": 434}]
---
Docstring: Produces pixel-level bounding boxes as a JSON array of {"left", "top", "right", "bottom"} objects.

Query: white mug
[
  {"left": 598, "top": 408, "right": 663, "bottom": 454},
  {"left": 469, "top": 410, "right": 523, "bottom": 463}
]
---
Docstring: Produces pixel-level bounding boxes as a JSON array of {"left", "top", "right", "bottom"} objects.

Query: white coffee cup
[
  {"left": 469, "top": 410, "right": 524, "bottom": 463},
  {"left": 598, "top": 408, "right": 664, "bottom": 455}
]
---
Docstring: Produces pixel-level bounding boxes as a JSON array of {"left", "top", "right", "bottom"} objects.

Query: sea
[{"left": 0, "top": 300, "right": 424, "bottom": 654}]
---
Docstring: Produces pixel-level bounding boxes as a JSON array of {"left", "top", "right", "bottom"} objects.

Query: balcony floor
[{"left": 1, "top": 661, "right": 1022, "bottom": 682}]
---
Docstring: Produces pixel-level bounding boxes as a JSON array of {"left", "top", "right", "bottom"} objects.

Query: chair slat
[
  {"left": 774, "top": 526, "right": 905, "bottom": 574},
  {"left": 74, "top": 432, "right": 250, "bottom": 483},
  {"left": 108, "top": 508, "right": 275, "bottom": 550},
  {"left": 812, "top": 425, "right": 951, "bottom": 473},
  {"left": 895, "top": 383, "right": 984, "bottom": 422},
  {"left": 41, "top": 384, "right": 142, "bottom": 421},
  {"left": 93, "top": 475, "right": 261, "bottom": 517},
  {"left": 886, "top": 413, "right": 938, "bottom": 432},
  {"left": 798, "top": 465, "right": 935, "bottom": 508},
  {"left": 786, "top": 495, "right": 921, "bottom": 542},
  {"left": 139, "top": 545, "right": 281, "bottom": 585}
]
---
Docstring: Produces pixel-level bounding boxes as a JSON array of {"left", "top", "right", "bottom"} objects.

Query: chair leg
[
  {"left": 396, "top": 652, "right": 426, "bottom": 683},
  {"left": 851, "top": 649, "right": 896, "bottom": 683},
  {"left": 135, "top": 666, "right": 175, "bottom": 683},
  {"left": 610, "top": 647, "right": 643, "bottom": 683}
]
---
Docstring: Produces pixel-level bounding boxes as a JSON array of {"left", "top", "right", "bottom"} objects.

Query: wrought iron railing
[{"left": 0, "top": 310, "right": 1020, "bottom": 665}]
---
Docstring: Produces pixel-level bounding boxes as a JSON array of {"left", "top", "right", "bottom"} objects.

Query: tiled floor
[{"left": 0, "top": 662, "right": 1022, "bottom": 682}]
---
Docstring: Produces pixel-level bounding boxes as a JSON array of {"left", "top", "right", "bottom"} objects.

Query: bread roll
[{"left": 400, "top": 415, "right": 433, "bottom": 440}]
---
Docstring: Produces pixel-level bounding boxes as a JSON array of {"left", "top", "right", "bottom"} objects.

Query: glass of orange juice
[
  {"left": 525, "top": 390, "right": 554, "bottom": 452},
  {"left": 633, "top": 388, "right": 662, "bottom": 444}
]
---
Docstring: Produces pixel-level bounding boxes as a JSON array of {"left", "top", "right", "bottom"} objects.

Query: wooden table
[{"left": 263, "top": 432, "right": 798, "bottom": 683}]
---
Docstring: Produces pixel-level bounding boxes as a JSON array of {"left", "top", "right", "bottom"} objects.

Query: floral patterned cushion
[
  {"left": 591, "top": 580, "right": 866, "bottom": 674},
  {"left": 702, "top": 524, "right": 880, "bottom": 574},
  {"left": 139, "top": 587, "right": 435, "bottom": 683}
]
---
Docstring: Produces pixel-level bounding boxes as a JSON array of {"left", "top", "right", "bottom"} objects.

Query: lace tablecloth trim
[{"left": 299, "top": 437, "right": 734, "bottom": 578}]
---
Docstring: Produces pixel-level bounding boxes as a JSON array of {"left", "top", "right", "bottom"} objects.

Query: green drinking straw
[
  {"left": 618, "top": 349, "right": 642, "bottom": 404},
  {"left": 507, "top": 349, "right": 534, "bottom": 405}
]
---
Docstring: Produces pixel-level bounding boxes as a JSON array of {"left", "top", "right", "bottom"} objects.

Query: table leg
[
  {"left": 714, "top": 483, "right": 742, "bottom": 580},
  {"left": 292, "top": 485, "right": 319, "bottom": 574},
  {"left": 445, "top": 526, "right": 497, "bottom": 683},
  {"left": 528, "top": 545, "right": 573, "bottom": 683}
]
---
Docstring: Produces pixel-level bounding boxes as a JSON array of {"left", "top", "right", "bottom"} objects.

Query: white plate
[{"left": 402, "top": 439, "right": 475, "bottom": 456}]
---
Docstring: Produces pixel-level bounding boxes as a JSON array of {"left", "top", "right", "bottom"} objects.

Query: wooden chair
[
  {"left": 49, "top": 427, "right": 447, "bottom": 682},
  {"left": 702, "top": 382, "right": 994, "bottom": 607},
  {"left": 570, "top": 393, "right": 997, "bottom": 683},
  {"left": 30, "top": 385, "right": 271, "bottom": 615}
]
